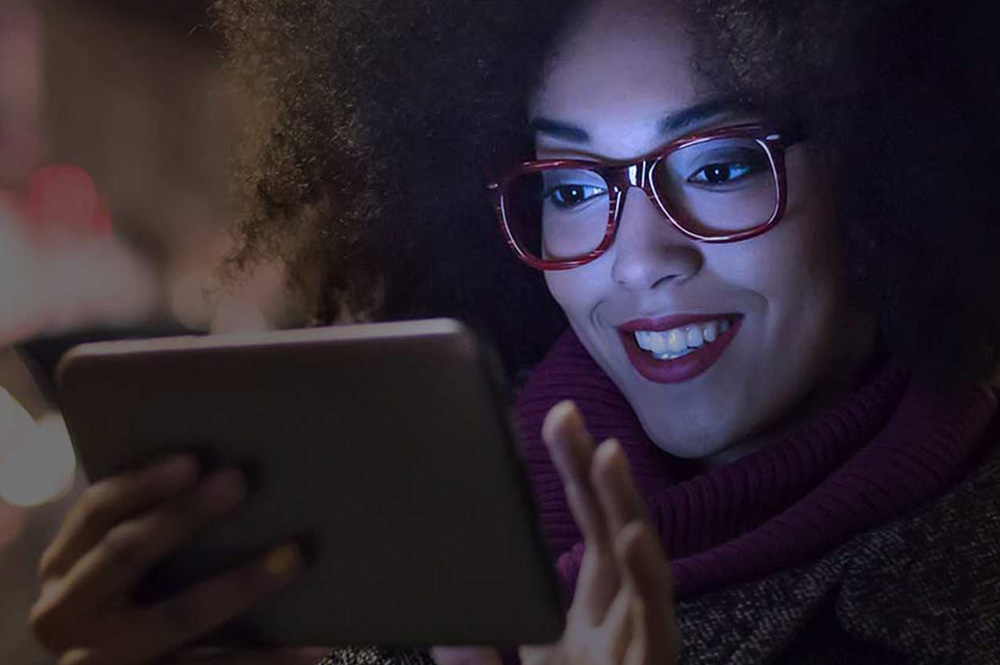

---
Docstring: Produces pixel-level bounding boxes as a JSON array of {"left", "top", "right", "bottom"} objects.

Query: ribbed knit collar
[{"left": 515, "top": 330, "right": 998, "bottom": 600}]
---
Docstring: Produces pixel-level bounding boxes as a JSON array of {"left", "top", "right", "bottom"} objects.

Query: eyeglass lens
[{"left": 503, "top": 137, "right": 778, "bottom": 262}]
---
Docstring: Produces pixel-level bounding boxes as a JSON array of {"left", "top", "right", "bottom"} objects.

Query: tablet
[{"left": 56, "top": 319, "right": 564, "bottom": 648}]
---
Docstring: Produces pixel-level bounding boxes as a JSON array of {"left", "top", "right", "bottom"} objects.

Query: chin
[
  {"left": 660, "top": 432, "right": 736, "bottom": 460},
  {"left": 632, "top": 402, "right": 745, "bottom": 460}
]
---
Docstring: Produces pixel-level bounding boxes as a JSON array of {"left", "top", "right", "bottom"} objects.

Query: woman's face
[{"left": 531, "top": 0, "right": 870, "bottom": 462}]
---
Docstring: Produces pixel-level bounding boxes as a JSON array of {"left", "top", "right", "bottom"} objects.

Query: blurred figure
[
  {"left": 0, "top": 164, "right": 157, "bottom": 349},
  {"left": 1, "top": 1, "right": 298, "bottom": 662},
  {"left": 0, "top": 160, "right": 159, "bottom": 662}
]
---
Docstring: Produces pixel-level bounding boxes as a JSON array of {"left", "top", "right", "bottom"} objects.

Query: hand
[
  {"left": 29, "top": 456, "right": 314, "bottom": 665},
  {"left": 520, "top": 402, "right": 680, "bottom": 665}
]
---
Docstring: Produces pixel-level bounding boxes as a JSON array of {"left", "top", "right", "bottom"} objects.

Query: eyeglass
[{"left": 488, "top": 123, "right": 803, "bottom": 271}]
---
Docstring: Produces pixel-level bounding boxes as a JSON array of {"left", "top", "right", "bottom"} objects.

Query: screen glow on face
[{"left": 530, "top": 0, "right": 865, "bottom": 464}]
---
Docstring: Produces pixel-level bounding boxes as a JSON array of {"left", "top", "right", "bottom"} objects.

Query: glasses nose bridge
[
  {"left": 624, "top": 160, "right": 653, "bottom": 193},
  {"left": 610, "top": 159, "right": 654, "bottom": 219},
  {"left": 611, "top": 159, "right": 660, "bottom": 224}
]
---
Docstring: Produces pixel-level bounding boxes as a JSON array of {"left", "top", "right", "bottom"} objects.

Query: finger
[
  {"left": 602, "top": 586, "right": 636, "bottom": 665},
  {"left": 592, "top": 439, "right": 647, "bottom": 537},
  {"left": 541, "top": 401, "right": 609, "bottom": 548},
  {"left": 570, "top": 535, "right": 621, "bottom": 626},
  {"left": 617, "top": 523, "right": 679, "bottom": 665},
  {"left": 543, "top": 402, "right": 619, "bottom": 621},
  {"left": 106, "top": 543, "right": 305, "bottom": 665},
  {"left": 39, "top": 456, "right": 200, "bottom": 579},
  {"left": 516, "top": 646, "right": 541, "bottom": 665},
  {"left": 39, "top": 469, "right": 246, "bottom": 619}
]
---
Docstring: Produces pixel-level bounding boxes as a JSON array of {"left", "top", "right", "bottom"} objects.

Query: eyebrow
[
  {"left": 529, "top": 117, "right": 591, "bottom": 143},
  {"left": 658, "top": 97, "right": 743, "bottom": 136},
  {"left": 529, "top": 97, "right": 745, "bottom": 145}
]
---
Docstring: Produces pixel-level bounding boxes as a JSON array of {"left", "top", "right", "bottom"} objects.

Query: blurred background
[{"left": 0, "top": 1, "right": 285, "bottom": 661}]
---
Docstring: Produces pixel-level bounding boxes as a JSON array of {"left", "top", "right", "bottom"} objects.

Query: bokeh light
[
  {"left": 0, "top": 497, "right": 25, "bottom": 550},
  {"left": 0, "top": 385, "right": 36, "bottom": 459},
  {"left": 0, "top": 395, "right": 77, "bottom": 508}
]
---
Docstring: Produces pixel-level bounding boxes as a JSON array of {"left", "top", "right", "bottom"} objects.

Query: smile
[
  {"left": 618, "top": 314, "right": 742, "bottom": 384},
  {"left": 633, "top": 318, "right": 732, "bottom": 360}
]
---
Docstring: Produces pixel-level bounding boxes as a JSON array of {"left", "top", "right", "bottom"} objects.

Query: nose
[{"left": 610, "top": 187, "right": 703, "bottom": 291}]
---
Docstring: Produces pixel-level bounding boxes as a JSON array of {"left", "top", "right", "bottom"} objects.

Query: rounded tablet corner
[
  {"left": 54, "top": 344, "right": 95, "bottom": 391},
  {"left": 410, "top": 317, "right": 475, "bottom": 343},
  {"left": 452, "top": 327, "right": 481, "bottom": 361},
  {"left": 437, "top": 317, "right": 472, "bottom": 337}
]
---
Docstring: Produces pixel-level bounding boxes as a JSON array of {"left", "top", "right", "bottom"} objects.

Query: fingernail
[
  {"left": 542, "top": 400, "right": 583, "bottom": 446},
  {"left": 264, "top": 543, "right": 303, "bottom": 579},
  {"left": 601, "top": 438, "right": 622, "bottom": 456},
  {"left": 557, "top": 400, "right": 581, "bottom": 420},
  {"left": 599, "top": 438, "right": 626, "bottom": 466}
]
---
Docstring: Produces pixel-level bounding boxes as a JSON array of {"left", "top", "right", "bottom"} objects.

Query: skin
[
  {"left": 533, "top": 0, "right": 874, "bottom": 464},
  {"left": 446, "top": 0, "right": 873, "bottom": 660},
  {"left": 28, "top": 457, "right": 328, "bottom": 665},
  {"left": 30, "top": 0, "right": 874, "bottom": 663},
  {"left": 31, "top": 410, "right": 674, "bottom": 665}
]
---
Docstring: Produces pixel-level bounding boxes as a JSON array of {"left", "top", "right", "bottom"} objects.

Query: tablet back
[{"left": 56, "top": 319, "right": 564, "bottom": 648}]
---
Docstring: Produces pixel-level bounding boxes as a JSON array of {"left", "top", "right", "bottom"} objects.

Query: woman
[{"left": 29, "top": 0, "right": 1000, "bottom": 663}]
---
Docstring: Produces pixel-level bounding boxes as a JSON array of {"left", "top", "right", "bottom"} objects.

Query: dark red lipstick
[{"left": 618, "top": 314, "right": 743, "bottom": 384}]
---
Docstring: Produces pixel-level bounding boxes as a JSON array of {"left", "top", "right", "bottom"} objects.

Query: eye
[
  {"left": 686, "top": 146, "right": 771, "bottom": 187},
  {"left": 689, "top": 162, "right": 755, "bottom": 185},
  {"left": 545, "top": 184, "right": 607, "bottom": 209}
]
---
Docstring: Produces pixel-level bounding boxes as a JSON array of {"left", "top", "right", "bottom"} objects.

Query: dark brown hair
[{"left": 215, "top": 0, "right": 1000, "bottom": 380}]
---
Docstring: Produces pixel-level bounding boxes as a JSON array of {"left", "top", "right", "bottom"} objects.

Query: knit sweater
[
  {"left": 320, "top": 451, "right": 1000, "bottom": 664},
  {"left": 320, "top": 331, "right": 1000, "bottom": 664},
  {"left": 515, "top": 331, "right": 998, "bottom": 600}
]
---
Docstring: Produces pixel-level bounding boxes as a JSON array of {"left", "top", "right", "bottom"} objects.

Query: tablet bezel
[{"left": 56, "top": 319, "right": 565, "bottom": 648}]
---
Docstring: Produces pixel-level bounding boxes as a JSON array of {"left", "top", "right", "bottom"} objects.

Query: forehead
[{"left": 530, "top": 0, "right": 703, "bottom": 157}]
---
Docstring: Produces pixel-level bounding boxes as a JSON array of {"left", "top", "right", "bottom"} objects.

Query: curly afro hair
[{"left": 214, "top": 0, "right": 1000, "bottom": 381}]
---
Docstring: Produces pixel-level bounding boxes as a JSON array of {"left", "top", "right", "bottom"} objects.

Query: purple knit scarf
[{"left": 515, "top": 330, "right": 998, "bottom": 600}]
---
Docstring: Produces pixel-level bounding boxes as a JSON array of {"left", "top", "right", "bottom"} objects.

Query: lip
[{"left": 617, "top": 313, "right": 743, "bottom": 384}]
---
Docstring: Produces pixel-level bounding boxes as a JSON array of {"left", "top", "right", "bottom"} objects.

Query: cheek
[
  {"left": 740, "top": 209, "right": 846, "bottom": 375},
  {"left": 544, "top": 263, "right": 611, "bottom": 319},
  {"left": 720, "top": 156, "right": 844, "bottom": 312}
]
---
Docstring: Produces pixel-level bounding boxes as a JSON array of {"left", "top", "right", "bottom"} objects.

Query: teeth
[
  {"left": 665, "top": 329, "right": 687, "bottom": 353},
  {"left": 686, "top": 326, "right": 704, "bottom": 348},
  {"left": 653, "top": 348, "right": 693, "bottom": 361},
  {"left": 636, "top": 330, "right": 666, "bottom": 354},
  {"left": 632, "top": 317, "right": 734, "bottom": 360}
]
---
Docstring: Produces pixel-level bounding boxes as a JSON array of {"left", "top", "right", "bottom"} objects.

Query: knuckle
[
  {"left": 37, "top": 547, "right": 60, "bottom": 580},
  {"left": 28, "top": 601, "right": 56, "bottom": 643},
  {"left": 29, "top": 598, "right": 71, "bottom": 653},
  {"left": 75, "top": 482, "right": 124, "bottom": 528},
  {"left": 98, "top": 522, "right": 149, "bottom": 570}
]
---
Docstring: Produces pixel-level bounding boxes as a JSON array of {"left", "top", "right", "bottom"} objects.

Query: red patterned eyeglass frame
[{"left": 487, "top": 122, "right": 802, "bottom": 271}]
